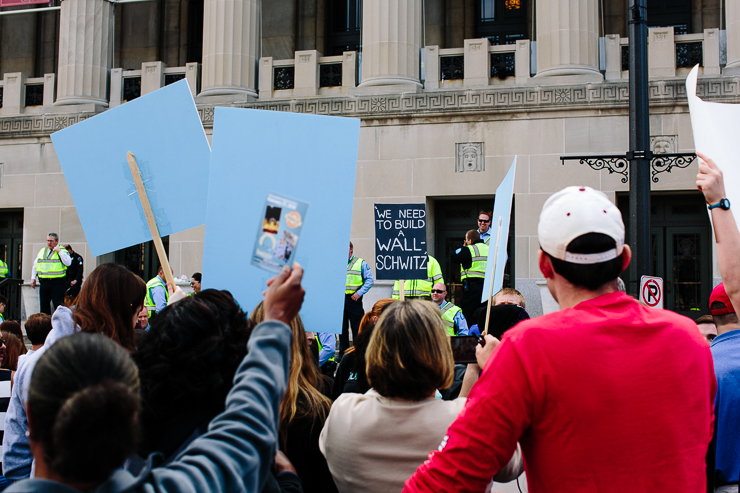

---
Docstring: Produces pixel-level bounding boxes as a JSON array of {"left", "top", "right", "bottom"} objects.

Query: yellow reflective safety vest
[
  {"left": 439, "top": 301, "right": 463, "bottom": 336},
  {"left": 0, "top": 259, "right": 8, "bottom": 278},
  {"left": 144, "top": 276, "right": 169, "bottom": 317},
  {"left": 460, "top": 243, "right": 489, "bottom": 281},
  {"left": 392, "top": 255, "right": 444, "bottom": 299},
  {"left": 346, "top": 256, "right": 365, "bottom": 294},
  {"left": 315, "top": 335, "right": 335, "bottom": 364},
  {"left": 36, "top": 247, "right": 69, "bottom": 279}
]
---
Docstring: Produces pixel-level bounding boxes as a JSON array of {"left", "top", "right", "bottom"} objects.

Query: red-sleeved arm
[{"left": 404, "top": 338, "right": 534, "bottom": 493}]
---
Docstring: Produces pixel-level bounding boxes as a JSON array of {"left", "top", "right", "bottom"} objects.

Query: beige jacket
[{"left": 319, "top": 390, "right": 523, "bottom": 493}]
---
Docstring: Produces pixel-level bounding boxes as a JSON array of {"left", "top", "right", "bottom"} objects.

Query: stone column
[
  {"left": 725, "top": 0, "right": 740, "bottom": 75},
  {"left": 55, "top": 0, "right": 113, "bottom": 106},
  {"left": 357, "top": 0, "right": 423, "bottom": 93},
  {"left": 534, "top": 0, "right": 602, "bottom": 82},
  {"left": 199, "top": 0, "right": 260, "bottom": 98}
]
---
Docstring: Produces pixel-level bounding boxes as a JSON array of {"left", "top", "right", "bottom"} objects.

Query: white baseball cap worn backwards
[{"left": 538, "top": 186, "right": 625, "bottom": 265}]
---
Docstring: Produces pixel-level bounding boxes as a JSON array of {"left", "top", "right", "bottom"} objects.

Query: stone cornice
[{"left": 1, "top": 77, "right": 739, "bottom": 138}]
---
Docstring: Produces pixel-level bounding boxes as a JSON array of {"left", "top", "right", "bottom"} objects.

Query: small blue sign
[{"left": 51, "top": 80, "right": 210, "bottom": 256}]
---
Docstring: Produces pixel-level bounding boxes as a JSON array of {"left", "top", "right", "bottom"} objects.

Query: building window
[
  {"left": 326, "top": 0, "right": 362, "bottom": 56},
  {"left": 647, "top": 0, "right": 691, "bottom": 34},
  {"left": 477, "top": 0, "right": 527, "bottom": 46}
]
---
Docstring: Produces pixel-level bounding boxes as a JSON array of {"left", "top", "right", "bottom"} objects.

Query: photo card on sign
[{"left": 252, "top": 192, "right": 309, "bottom": 273}]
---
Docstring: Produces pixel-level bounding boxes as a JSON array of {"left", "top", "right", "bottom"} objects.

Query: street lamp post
[{"left": 628, "top": 0, "right": 651, "bottom": 296}]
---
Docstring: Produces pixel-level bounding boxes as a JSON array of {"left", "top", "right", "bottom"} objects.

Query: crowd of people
[{"left": 0, "top": 152, "right": 732, "bottom": 493}]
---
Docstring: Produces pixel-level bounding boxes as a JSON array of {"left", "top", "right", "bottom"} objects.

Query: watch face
[{"left": 722, "top": 198, "right": 731, "bottom": 210}]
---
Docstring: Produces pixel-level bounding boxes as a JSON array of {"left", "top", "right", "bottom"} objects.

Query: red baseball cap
[{"left": 710, "top": 283, "right": 735, "bottom": 316}]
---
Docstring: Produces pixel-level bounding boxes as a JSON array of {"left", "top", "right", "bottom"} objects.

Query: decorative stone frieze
[{"left": 2, "top": 78, "right": 740, "bottom": 137}]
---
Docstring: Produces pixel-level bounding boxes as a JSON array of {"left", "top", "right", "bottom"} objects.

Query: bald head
[{"left": 431, "top": 282, "right": 447, "bottom": 304}]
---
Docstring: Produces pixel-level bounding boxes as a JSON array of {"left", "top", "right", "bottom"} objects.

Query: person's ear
[
  {"left": 371, "top": 316, "right": 378, "bottom": 324},
  {"left": 620, "top": 244, "right": 632, "bottom": 272},
  {"left": 538, "top": 249, "right": 554, "bottom": 279}
]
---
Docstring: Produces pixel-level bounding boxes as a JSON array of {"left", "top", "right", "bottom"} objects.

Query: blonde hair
[
  {"left": 366, "top": 300, "right": 454, "bottom": 401},
  {"left": 248, "top": 302, "right": 331, "bottom": 448},
  {"left": 492, "top": 287, "right": 526, "bottom": 309}
]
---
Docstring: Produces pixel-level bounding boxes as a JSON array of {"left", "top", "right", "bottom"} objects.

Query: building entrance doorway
[
  {"left": 114, "top": 237, "right": 169, "bottom": 282},
  {"left": 618, "top": 192, "right": 712, "bottom": 319},
  {"left": 434, "top": 198, "right": 514, "bottom": 306},
  {"left": 0, "top": 210, "right": 23, "bottom": 280}
]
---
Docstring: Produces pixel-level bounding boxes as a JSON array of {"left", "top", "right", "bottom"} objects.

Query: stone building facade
[{"left": 0, "top": 0, "right": 737, "bottom": 318}]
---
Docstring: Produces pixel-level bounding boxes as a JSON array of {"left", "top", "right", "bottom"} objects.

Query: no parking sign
[{"left": 639, "top": 276, "right": 664, "bottom": 309}]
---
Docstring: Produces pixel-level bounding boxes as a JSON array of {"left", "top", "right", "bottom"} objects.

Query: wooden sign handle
[
  {"left": 127, "top": 151, "right": 177, "bottom": 290},
  {"left": 399, "top": 279, "right": 405, "bottom": 301},
  {"left": 483, "top": 216, "right": 503, "bottom": 336}
]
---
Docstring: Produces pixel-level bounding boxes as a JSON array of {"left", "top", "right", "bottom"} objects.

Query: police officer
[
  {"left": 431, "top": 282, "right": 468, "bottom": 335},
  {"left": 0, "top": 258, "right": 8, "bottom": 279},
  {"left": 391, "top": 255, "right": 444, "bottom": 300},
  {"left": 31, "top": 233, "right": 72, "bottom": 315},
  {"left": 451, "top": 229, "right": 489, "bottom": 326},
  {"left": 477, "top": 210, "right": 493, "bottom": 245},
  {"left": 144, "top": 265, "right": 170, "bottom": 318},
  {"left": 315, "top": 332, "right": 337, "bottom": 376},
  {"left": 343, "top": 242, "right": 374, "bottom": 354}
]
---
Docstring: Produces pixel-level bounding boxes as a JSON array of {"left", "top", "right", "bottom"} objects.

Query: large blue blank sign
[
  {"left": 203, "top": 108, "right": 360, "bottom": 334},
  {"left": 374, "top": 203, "right": 427, "bottom": 280}
]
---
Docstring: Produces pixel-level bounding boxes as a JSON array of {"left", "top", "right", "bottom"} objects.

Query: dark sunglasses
[
  {"left": 431, "top": 289, "right": 445, "bottom": 294},
  {"left": 478, "top": 219, "right": 491, "bottom": 223},
  {"left": 0, "top": 339, "right": 6, "bottom": 346}
]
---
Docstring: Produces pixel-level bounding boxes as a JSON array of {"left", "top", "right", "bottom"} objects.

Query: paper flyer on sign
[
  {"left": 252, "top": 193, "right": 309, "bottom": 273},
  {"left": 481, "top": 157, "right": 517, "bottom": 301},
  {"left": 686, "top": 65, "right": 740, "bottom": 227}
]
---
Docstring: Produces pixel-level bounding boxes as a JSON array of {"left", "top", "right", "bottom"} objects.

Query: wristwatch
[{"left": 708, "top": 198, "right": 731, "bottom": 211}]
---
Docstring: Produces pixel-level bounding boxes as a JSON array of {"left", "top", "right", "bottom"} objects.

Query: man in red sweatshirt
[{"left": 404, "top": 186, "right": 715, "bottom": 493}]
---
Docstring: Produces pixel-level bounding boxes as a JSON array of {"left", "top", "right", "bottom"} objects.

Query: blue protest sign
[
  {"left": 202, "top": 108, "right": 360, "bottom": 334},
  {"left": 51, "top": 80, "right": 210, "bottom": 256},
  {"left": 481, "top": 157, "right": 517, "bottom": 301},
  {"left": 374, "top": 203, "right": 428, "bottom": 280}
]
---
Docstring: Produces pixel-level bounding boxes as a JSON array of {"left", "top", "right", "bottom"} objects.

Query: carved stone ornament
[
  {"left": 456, "top": 143, "right": 485, "bottom": 172},
  {"left": 651, "top": 135, "right": 677, "bottom": 154}
]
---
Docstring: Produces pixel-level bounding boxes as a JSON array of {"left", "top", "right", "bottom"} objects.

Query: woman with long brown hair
[
  {"left": 249, "top": 302, "right": 336, "bottom": 493},
  {"left": 2, "top": 263, "right": 146, "bottom": 481}
]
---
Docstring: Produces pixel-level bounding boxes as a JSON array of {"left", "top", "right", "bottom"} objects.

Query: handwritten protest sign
[
  {"left": 481, "top": 157, "right": 517, "bottom": 302},
  {"left": 203, "top": 108, "right": 360, "bottom": 334},
  {"left": 51, "top": 79, "right": 210, "bottom": 257},
  {"left": 374, "top": 204, "right": 428, "bottom": 280},
  {"left": 686, "top": 66, "right": 740, "bottom": 228}
]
